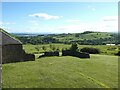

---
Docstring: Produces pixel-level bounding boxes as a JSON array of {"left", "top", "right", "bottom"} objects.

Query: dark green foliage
[
  {"left": 42, "top": 46, "right": 46, "bottom": 51},
  {"left": 49, "top": 44, "right": 56, "bottom": 51},
  {"left": 75, "top": 33, "right": 80, "bottom": 37},
  {"left": 17, "top": 36, "right": 59, "bottom": 45},
  {"left": 35, "top": 47, "right": 39, "bottom": 51},
  {"left": 15, "top": 31, "right": 118, "bottom": 45},
  {"left": 62, "top": 43, "right": 90, "bottom": 58},
  {"left": 56, "top": 47, "right": 60, "bottom": 51},
  {"left": 42, "top": 36, "right": 58, "bottom": 43},
  {"left": 107, "top": 47, "right": 117, "bottom": 50},
  {"left": 70, "top": 43, "right": 78, "bottom": 51},
  {"left": 80, "top": 47, "right": 100, "bottom": 54},
  {"left": 115, "top": 51, "right": 120, "bottom": 56},
  {"left": 81, "top": 31, "right": 94, "bottom": 34}
]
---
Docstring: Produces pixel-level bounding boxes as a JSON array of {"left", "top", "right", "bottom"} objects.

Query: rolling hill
[{"left": 14, "top": 31, "right": 118, "bottom": 45}]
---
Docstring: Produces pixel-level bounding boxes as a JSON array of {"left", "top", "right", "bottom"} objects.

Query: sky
[{"left": 0, "top": 2, "right": 118, "bottom": 33}]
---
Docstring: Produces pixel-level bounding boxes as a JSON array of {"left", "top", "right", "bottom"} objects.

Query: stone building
[{"left": 0, "top": 28, "right": 35, "bottom": 64}]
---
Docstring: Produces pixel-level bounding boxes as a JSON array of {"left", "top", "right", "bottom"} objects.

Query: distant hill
[{"left": 13, "top": 31, "right": 118, "bottom": 45}]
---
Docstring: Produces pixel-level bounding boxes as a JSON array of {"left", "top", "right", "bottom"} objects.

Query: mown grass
[{"left": 2, "top": 54, "right": 118, "bottom": 88}]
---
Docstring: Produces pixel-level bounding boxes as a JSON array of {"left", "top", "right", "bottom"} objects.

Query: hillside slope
[
  {"left": 14, "top": 31, "right": 118, "bottom": 45},
  {"left": 2, "top": 55, "right": 118, "bottom": 88}
]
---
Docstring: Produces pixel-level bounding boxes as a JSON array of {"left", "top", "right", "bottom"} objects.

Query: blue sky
[{"left": 1, "top": 2, "right": 118, "bottom": 33}]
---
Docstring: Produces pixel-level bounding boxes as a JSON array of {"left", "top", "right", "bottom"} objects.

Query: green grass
[
  {"left": 23, "top": 44, "right": 119, "bottom": 55},
  {"left": 2, "top": 54, "right": 118, "bottom": 88},
  {"left": 54, "top": 32, "right": 112, "bottom": 42}
]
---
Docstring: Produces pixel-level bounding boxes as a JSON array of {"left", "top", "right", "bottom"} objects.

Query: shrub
[
  {"left": 115, "top": 51, "right": 120, "bottom": 56},
  {"left": 70, "top": 43, "right": 78, "bottom": 52},
  {"left": 80, "top": 47, "right": 100, "bottom": 54},
  {"left": 42, "top": 46, "right": 46, "bottom": 51}
]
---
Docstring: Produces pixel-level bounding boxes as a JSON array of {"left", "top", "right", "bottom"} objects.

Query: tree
[
  {"left": 70, "top": 43, "right": 78, "bottom": 52},
  {"left": 35, "top": 47, "right": 39, "bottom": 51},
  {"left": 56, "top": 47, "right": 60, "bottom": 51},
  {"left": 115, "top": 51, "right": 120, "bottom": 56},
  {"left": 51, "top": 45, "right": 56, "bottom": 51},
  {"left": 42, "top": 46, "right": 46, "bottom": 51},
  {"left": 75, "top": 33, "right": 80, "bottom": 37},
  {"left": 49, "top": 44, "right": 52, "bottom": 50}
]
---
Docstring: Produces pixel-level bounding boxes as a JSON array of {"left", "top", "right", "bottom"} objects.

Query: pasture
[
  {"left": 2, "top": 54, "right": 118, "bottom": 88},
  {"left": 23, "top": 44, "right": 119, "bottom": 55}
]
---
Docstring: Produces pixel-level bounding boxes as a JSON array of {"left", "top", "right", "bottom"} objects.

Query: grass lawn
[{"left": 2, "top": 54, "right": 118, "bottom": 88}]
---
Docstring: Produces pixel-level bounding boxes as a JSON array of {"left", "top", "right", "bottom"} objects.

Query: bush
[
  {"left": 80, "top": 47, "right": 100, "bottom": 54},
  {"left": 70, "top": 43, "right": 78, "bottom": 52},
  {"left": 115, "top": 51, "right": 120, "bottom": 56}
]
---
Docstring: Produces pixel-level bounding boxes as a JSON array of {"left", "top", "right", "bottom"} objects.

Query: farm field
[
  {"left": 23, "top": 44, "right": 119, "bottom": 55},
  {"left": 2, "top": 54, "right": 118, "bottom": 88},
  {"left": 2, "top": 2, "right": 119, "bottom": 89}
]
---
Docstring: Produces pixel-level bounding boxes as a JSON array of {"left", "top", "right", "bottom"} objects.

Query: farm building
[
  {"left": 0, "top": 28, "right": 35, "bottom": 64},
  {"left": 106, "top": 44, "right": 116, "bottom": 46}
]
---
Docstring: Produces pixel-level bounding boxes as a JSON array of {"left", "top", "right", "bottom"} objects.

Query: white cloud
[
  {"left": 55, "top": 16, "right": 118, "bottom": 33},
  {"left": 55, "top": 23, "right": 99, "bottom": 33},
  {"left": 29, "top": 13, "right": 63, "bottom": 20},
  {"left": 102, "top": 16, "right": 118, "bottom": 21},
  {"left": 65, "top": 19, "right": 80, "bottom": 23},
  {"left": 101, "top": 16, "right": 118, "bottom": 32},
  {"left": 13, "top": 15, "right": 117, "bottom": 33},
  {"left": 23, "top": 15, "right": 118, "bottom": 33}
]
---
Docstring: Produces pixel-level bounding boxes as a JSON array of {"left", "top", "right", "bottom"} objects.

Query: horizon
[
  {"left": 11, "top": 30, "right": 118, "bottom": 35},
  {"left": 0, "top": 2, "right": 118, "bottom": 33}
]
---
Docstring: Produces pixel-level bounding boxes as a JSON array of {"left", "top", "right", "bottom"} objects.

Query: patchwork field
[{"left": 2, "top": 54, "right": 118, "bottom": 88}]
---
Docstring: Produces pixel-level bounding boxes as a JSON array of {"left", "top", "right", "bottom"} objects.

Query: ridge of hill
[{"left": 13, "top": 31, "right": 118, "bottom": 45}]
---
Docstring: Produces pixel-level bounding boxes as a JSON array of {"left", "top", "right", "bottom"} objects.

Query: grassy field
[
  {"left": 2, "top": 54, "right": 118, "bottom": 88},
  {"left": 55, "top": 32, "right": 112, "bottom": 42},
  {"left": 23, "top": 44, "right": 119, "bottom": 55}
]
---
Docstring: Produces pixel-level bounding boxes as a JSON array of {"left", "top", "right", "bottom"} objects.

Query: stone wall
[
  {"left": 2, "top": 44, "right": 25, "bottom": 63},
  {"left": 2, "top": 44, "right": 35, "bottom": 64},
  {"left": 62, "top": 50, "right": 90, "bottom": 58},
  {"left": 44, "top": 51, "right": 59, "bottom": 56},
  {"left": 38, "top": 51, "right": 59, "bottom": 58}
]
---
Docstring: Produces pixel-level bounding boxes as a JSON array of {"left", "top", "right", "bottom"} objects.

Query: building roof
[{"left": 0, "top": 28, "right": 22, "bottom": 45}]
